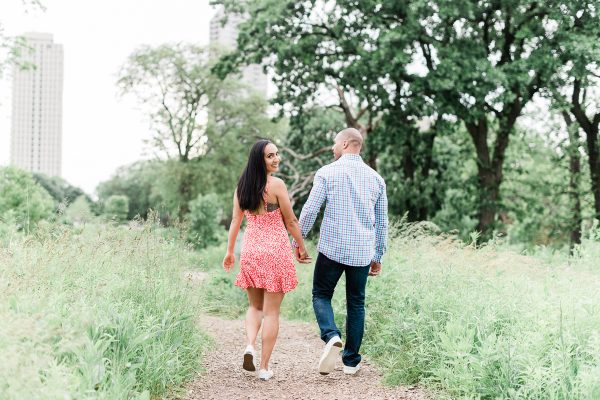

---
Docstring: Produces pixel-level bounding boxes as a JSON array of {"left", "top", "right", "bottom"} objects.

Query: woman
[{"left": 223, "top": 139, "right": 311, "bottom": 381}]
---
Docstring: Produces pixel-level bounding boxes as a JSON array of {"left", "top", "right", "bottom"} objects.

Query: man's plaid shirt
[{"left": 298, "top": 154, "right": 388, "bottom": 267}]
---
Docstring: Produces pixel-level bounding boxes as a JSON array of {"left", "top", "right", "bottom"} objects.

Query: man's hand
[
  {"left": 295, "top": 247, "right": 313, "bottom": 264},
  {"left": 369, "top": 261, "right": 382, "bottom": 276},
  {"left": 223, "top": 252, "right": 235, "bottom": 272}
]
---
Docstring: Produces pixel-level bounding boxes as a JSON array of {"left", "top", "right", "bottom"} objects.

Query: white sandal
[{"left": 258, "top": 369, "right": 273, "bottom": 381}]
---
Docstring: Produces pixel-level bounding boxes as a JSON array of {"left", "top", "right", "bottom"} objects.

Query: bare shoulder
[
  {"left": 269, "top": 176, "right": 286, "bottom": 187},
  {"left": 269, "top": 176, "right": 287, "bottom": 194}
]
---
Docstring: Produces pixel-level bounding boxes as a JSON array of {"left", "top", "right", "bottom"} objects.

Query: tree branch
[{"left": 279, "top": 144, "right": 331, "bottom": 161}]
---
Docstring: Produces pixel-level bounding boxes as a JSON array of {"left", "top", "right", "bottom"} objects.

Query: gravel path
[{"left": 185, "top": 315, "right": 430, "bottom": 400}]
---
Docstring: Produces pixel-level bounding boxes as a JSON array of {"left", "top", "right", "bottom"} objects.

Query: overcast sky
[{"left": 0, "top": 0, "right": 217, "bottom": 195}]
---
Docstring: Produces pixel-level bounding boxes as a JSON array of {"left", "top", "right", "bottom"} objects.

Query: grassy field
[
  {"left": 199, "top": 223, "right": 600, "bottom": 399},
  {"left": 0, "top": 218, "right": 208, "bottom": 400}
]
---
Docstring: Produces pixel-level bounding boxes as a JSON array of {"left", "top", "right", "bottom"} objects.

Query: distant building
[
  {"left": 210, "top": 8, "right": 268, "bottom": 97},
  {"left": 10, "top": 32, "right": 64, "bottom": 177}
]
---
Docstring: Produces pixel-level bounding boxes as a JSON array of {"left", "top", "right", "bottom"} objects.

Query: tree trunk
[
  {"left": 401, "top": 132, "right": 418, "bottom": 221},
  {"left": 585, "top": 125, "right": 600, "bottom": 221},
  {"left": 465, "top": 117, "right": 510, "bottom": 239},
  {"left": 178, "top": 163, "right": 194, "bottom": 219},
  {"left": 569, "top": 79, "right": 600, "bottom": 221},
  {"left": 418, "top": 129, "right": 436, "bottom": 221},
  {"left": 476, "top": 167, "right": 500, "bottom": 238},
  {"left": 563, "top": 112, "right": 582, "bottom": 252}
]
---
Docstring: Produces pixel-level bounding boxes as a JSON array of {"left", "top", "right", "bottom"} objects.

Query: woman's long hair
[{"left": 237, "top": 139, "right": 271, "bottom": 211}]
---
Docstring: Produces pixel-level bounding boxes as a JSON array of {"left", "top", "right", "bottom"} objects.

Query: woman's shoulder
[
  {"left": 268, "top": 176, "right": 287, "bottom": 192},
  {"left": 269, "top": 176, "right": 286, "bottom": 185}
]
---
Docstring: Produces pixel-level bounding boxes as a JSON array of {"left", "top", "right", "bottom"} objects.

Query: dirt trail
[{"left": 184, "top": 315, "right": 430, "bottom": 400}]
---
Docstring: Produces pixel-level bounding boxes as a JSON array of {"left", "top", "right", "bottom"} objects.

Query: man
[{"left": 294, "top": 127, "right": 388, "bottom": 376}]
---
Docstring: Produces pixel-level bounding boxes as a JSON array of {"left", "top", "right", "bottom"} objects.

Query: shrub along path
[{"left": 184, "top": 315, "right": 429, "bottom": 400}]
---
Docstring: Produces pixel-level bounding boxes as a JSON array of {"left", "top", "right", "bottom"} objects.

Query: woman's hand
[
  {"left": 295, "top": 246, "right": 313, "bottom": 264},
  {"left": 223, "top": 252, "right": 235, "bottom": 272}
]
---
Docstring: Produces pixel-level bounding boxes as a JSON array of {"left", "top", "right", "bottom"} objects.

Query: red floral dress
[{"left": 235, "top": 181, "right": 298, "bottom": 293}]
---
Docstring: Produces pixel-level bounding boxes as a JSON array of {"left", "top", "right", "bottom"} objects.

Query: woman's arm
[
  {"left": 223, "top": 190, "right": 244, "bottom": 272},
  {"left": 272, "top": 178, "right": 311, "bottom": 261}
]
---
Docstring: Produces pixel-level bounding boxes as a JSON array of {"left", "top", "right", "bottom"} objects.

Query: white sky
[{"left": 0, "top": 0, "right": 217, "bottom": 196}]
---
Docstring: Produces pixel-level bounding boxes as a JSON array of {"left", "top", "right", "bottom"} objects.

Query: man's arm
[
  {"left": 372, "top": 182, "right": 388, "bottom": 263},
  {"left": 294, "top": 172, "right": 327, "bottom": 244}
]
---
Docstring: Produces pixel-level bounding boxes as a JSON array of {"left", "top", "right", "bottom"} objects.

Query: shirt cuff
[{"left": 372, "top": 254, "right": 382, "bottom": 263}]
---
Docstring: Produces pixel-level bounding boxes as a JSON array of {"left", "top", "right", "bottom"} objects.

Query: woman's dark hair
[{"left": 237, "top": 139, "right": 271, "bottom": 211}]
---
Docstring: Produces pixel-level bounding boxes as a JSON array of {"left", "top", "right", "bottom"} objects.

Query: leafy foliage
[
  {"left": 63, "top": 195, "right": 95, "bottom": 225},
  {"left": 186, "top": 193, "right": 223, "bottom": 249},
  {"left": 97, "top": 160, "right": 163, "bottom": 220},
  {"left": 32, "top": 172, "right": 89, "bottom": 208},
  {"left": 0, "top": 167, "right": 55, "bottom": 230},
  {"left": 104, "top": 195, "right": 129, "bottom": 223},
  {"left": 213, "top": 0, "right": 600, "bottom": 238}
]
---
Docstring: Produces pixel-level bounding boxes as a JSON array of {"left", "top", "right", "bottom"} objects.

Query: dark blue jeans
[{"left": 312, "top": 252, "right": 370, "bottom": 367}]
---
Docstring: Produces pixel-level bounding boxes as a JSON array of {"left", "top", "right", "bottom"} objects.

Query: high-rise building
[
  {"left": 209, "top": 8, "right": 268, "bottom": 97},
  {"left": 10, "top": 32, "right": 64, "bottom": 177}
]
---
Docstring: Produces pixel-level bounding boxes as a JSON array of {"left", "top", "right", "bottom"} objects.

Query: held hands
[
  {"left": 223, "top": 252, "right": 235, "bottom": 272},
  {"left": 295, "top": 246, "right": 313, "bottom": 264},
  {"left": 369, "top": 261, "right": 382, "bottom": 277}
]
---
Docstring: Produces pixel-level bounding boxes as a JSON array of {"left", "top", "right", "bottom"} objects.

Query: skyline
[{"left": 0, "top": 1, "right": 217, "bottom": 196}]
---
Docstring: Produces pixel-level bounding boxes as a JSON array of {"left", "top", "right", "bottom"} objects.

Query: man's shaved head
[
  {"left": 336, "top": 128, "right": 363, "bottom": 149},
  {"left": 332, "top": 127, "right": 363, "bottom": 160}
]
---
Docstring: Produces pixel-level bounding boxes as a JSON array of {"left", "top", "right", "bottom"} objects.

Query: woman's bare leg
[
  {"left": 245, "top": 288, "right": 264, "bottom": 347},
  {"left": 259, "top": 291, "right": 285, "bottom": 370}
]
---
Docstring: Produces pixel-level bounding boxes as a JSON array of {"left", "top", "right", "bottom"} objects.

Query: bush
[
  {"left": 63, "top": 195, "right": 95, "bottom": 225},
  {"left": 0, "top": 166, "right": 55, "bottom": 230},
  {"left": 186, "top": 193, "right": 223, "bottom": 249},
  {"left": 104, "top": 195, "right": 129, "bottom": 223}
]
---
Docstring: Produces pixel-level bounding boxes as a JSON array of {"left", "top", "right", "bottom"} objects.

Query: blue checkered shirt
[{"left": 297, "top": 154, "right": 388, "bottom": 267}]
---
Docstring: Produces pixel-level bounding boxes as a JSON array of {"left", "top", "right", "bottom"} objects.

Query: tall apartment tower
[
  {"left": 209, "top": 8, "right": 268, "bottom": 97},
  {"left": 10, "top": 32, "right": 64, "bottom": 177}
]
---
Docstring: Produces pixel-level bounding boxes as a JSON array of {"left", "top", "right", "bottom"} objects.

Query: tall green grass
[
  {"left": 0, "top": 218, "right": 207, "bottom": 399},
  {"left": 199, "top": 223, "right": 600, "bottom": 399}
]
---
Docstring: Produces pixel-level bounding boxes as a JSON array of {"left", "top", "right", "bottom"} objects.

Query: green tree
[
  {"left": 186, "top": 193, "right": 223, "bottom": 249},
  {"left": 0, "top": 166, "right": 54, "bottom": 230},
  {"left": 96, "top": 160, "right": 163, "bottom": 220},
  {"left": 117, "top": 44, "right": 223, "bottom": 163},
  {"left": 549, "top": 3, "right": 600, "bottom": 222},
  {"left": 500, "top": 127, "right": 574, "bottom": 246},
  {"left": 213, "top": 0, "right": 443, "bottom": 222},
  {"left": 117, "top": 42, "right": 288, "bottom": 223},
  {"left": 214, "top": 0, "right": 598, "bottom": 239},
  {"left": 117, "top": 43, "right": 219, "bottom": 217},
  {"left": 32, "top": 173, "right": 89, "bottom": 207},
  {"left": 104, "top": 195, "right": 129, "bottom": 223},
  {"left": 562, "top": 112, "right": 584, "bottom": 251},
  {"left": 117, "top": 44, "right": 282, "bottom": 219},
  {"left": 63, "top": 195, "right": 94, "bottom": 225},
  {"left": 151, "top": 91, "right": 288, "bottom": 223}
]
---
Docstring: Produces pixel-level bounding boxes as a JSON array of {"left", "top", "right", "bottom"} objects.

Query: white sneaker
[
  {"left": 242, "top": 345, "right": 256, "bottom": 371},
  {"left": 343, "top": 363, "right": 361, "bottom": 375},
  {"left": 318, "top": 336, "right": 343, "bottom": 375},
  {"left": 258, "top": 369, "right": 273, "bottom": 381}
]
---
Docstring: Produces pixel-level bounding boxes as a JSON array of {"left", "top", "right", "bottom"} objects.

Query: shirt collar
[{"left": 340, "top": 154, "right": 363, "bottom": 162}]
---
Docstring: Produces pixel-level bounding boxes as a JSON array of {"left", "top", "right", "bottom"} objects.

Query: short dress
[{"left": 235, "top": 181, "right": 298, "bottom": 293}]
